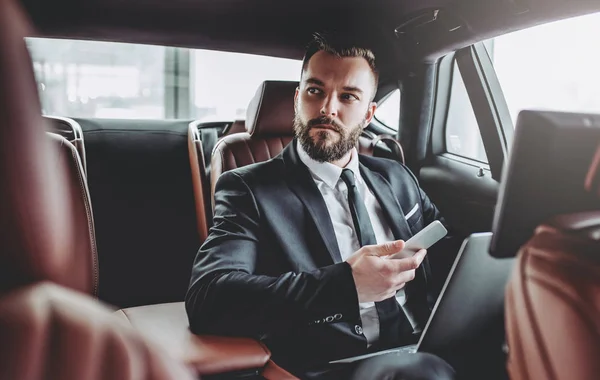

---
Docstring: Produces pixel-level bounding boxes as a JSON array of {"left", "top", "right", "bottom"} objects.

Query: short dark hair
[{"left": 301, "top": 32, "right": 379, "bottom": 99}]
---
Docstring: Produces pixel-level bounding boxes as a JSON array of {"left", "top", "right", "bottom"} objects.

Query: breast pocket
[{"left": 405, "top": 203, "right": 423, "bottom": 231}]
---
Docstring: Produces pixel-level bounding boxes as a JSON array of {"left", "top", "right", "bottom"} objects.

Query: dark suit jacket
[{"left": 185, "top": 140, "right": 452, "bottom": 371}]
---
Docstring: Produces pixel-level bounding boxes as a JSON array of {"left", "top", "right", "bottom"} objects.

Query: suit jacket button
[{"left": 354, "top": 325, "right": 363, "bottom": 335}]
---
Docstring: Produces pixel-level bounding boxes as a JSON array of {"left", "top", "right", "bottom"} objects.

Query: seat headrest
[{"left": 245, "top": 81, "right": 298, "bottom": 137}]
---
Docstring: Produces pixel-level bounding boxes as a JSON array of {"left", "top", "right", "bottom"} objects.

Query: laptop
[{"left": 330, "top": 232, "right": 513, "bottom": 364}]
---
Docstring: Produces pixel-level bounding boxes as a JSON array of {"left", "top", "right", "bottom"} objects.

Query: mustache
[{"left": 307, "top": 117, "right": 342, "bottom": 132}]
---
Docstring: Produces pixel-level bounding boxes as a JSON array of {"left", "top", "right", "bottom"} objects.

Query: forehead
[{"left": 302, "top": 51, "right": 375, "bottom": 92}]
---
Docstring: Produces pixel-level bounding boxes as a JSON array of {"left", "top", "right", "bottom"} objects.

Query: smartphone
[{"left": 387, "top": 220, "right": 448, "bottom": 260}]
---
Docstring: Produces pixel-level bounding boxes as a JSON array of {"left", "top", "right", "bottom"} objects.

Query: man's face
[{"left": 294, "top": 51, "right": 377, "bottom": 163}]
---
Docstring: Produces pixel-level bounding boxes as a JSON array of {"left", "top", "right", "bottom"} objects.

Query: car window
[
  {"left": 192, "top": 50, "right": 300, "bottom": 122},
  {"left": 486, "top": 11, "right": 600, "bottom": 124},
  {"left": 445, "top": 63, "right": 488, "bottom": 163},
  {"left": 26, "top": 38, "right": 301, "bottom": 120},
  {"left": 374, "top": 89, "right": 400, "bottom": 130}
]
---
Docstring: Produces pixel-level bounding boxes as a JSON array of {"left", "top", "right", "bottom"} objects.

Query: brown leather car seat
[
  {"left": 45, "top": 132, "right": 99, "bottom": 296},
  {"left": 210, "top": 80, "right": 405, "bottom": 210},
  {"left": 0, "top": 283, "right": 195, "bottom": 380},
  {"left": 0, "top": 1, "right": 193, "bottom": 379},
  {"left": 188, "top": 122, "right": 212, "bottom": 242},
  {"left": 505, "top": 147, "right": 600, "bottom": 380},
  {"left": 189, "top": 119, "right": 249, "bottom": 241},
  {"left": 228, "top": 119, "right": 247, "bottom": 135},
  {"left": 210, "top": 81, "right": 298, "bottom": 208}
]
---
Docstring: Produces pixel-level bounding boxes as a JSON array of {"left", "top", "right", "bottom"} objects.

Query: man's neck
[{"left": 330, "top": 150, "right": 353, "bottom": 168}]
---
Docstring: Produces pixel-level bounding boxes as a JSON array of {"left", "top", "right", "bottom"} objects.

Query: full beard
[{"left": 293, "top": 114, "right": 365, "bottom": 163}]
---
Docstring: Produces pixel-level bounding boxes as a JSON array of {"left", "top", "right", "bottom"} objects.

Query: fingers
[
  {"left": 386, "top": 249, "right": 427, "bottom": 272},
  {"left": 366, "top": 240, "right": 405, "bottom": 257},
  {"left": 391, "top": 269, "right": 416, "bottom": 289}
]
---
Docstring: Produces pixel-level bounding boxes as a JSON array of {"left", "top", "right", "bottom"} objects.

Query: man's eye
[
  {"left": 307, "top": 87, "right": 322, "bottom": 94},
  {"left": 342, "top": 93, "right": 359, "bottom": 101}
]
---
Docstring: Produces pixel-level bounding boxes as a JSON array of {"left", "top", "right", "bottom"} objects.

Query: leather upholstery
[
  {"left": 45, "top": 115, "right": 88, "bottom": 175},
  {"left": 245, "top": 81, "right": 297, "bottom": 136},
  {"left": 0, "top": 1, "right": 194, "bottom": 379},
  {"left": 262, "top": 360, "right": 298, "bottom": 380},
  {"left": 188, "top": 123, "right": 210, "bottom": 242},
  {"left": 0, "top": 0, "right": 91, "bottom": 295},
  {"left": 372, "top": 134, "right": 405, "bottom": 164},
  {"left": 505, "top": 143, "right": 600, "bottom": 380},
  {"left": 189, "top": 119, "right": 249, "bottom": 241},
  {"left": 0, "top": 283, "right": 195, "bottom": 380},
  {"left": 227, "top": 119, "right": 247, "bottom": 135},
  {"left": 116, "top": 302, "right": 272, "bottom": 375},
  {"left": 211, "top": 133, "right": 294, "bottom": 210},
  {"left": 77, "top": 118, "right": 199, "bottom": 309},
  {"left": 505, "top": 215, "right": 600, "bottom": 380},
  {"left": 46, "top": 132, "right": 99, "bottom": 296}
]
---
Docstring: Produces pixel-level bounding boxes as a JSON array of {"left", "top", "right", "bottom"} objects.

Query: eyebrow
[
  {"left": 305, "top": 77, "right": 325, "bottom": 86},
  {"left": 304, "top": 77, "right": 365, "bottom": 94},
  {"left": 342, "top": 86, "right": 364, "bottom": 94}
]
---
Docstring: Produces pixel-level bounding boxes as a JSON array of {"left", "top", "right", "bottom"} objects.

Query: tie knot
[{"left": 340, "top": 168, "right": 356, "bottom": 188}]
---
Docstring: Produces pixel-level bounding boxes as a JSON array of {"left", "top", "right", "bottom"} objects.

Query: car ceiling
[{"left": 19, "top": 0, "right": 600, "bottom": 68}]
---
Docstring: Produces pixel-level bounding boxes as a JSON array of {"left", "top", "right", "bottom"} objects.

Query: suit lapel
[
  {"left": 282, "top": 142, "right": 343, "bottom": 263},
  {"left": 359, "top": 162, "right": 431, "bottom": 322},
  {"left": 359, "top": 163, "right": 413, "bottom": 241}
]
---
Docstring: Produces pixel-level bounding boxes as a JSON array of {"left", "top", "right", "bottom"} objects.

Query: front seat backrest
[
  {"left": 0, "top": 0, "right": 88, "bottom": 295},
  {"left": 505, "top": 213, "right": 600, "bottom": 380},
  {"left": 46, "top": 132, "right": 99, "bottom": 296},
  {"left": 505, "top": 145, "right": 600, "bottom": 380},
  {"left": 0, "top": 1, "right": 194, "bottom": 379}
]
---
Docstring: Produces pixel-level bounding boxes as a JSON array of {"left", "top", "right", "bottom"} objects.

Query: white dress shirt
[{"left": 297, "top": 141, "right": 410, "bottom": 346}]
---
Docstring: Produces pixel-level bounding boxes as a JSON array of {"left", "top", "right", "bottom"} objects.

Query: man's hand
[{"left": 346, "top": 240, "right": 427, "bottom": 303}]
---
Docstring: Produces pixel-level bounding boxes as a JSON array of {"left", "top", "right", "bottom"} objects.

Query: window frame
[{"left": 431, "top": 43, "right": 513, "bottom": 181}]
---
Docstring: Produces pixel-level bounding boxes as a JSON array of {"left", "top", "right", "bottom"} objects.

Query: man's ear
[{"left": 364, "top": 102, "right": 377, "bottom": 125}]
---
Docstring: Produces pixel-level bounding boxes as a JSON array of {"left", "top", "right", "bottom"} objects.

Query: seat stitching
[{"left": 70, "top": 146, "right": 99, "bottom": 297}]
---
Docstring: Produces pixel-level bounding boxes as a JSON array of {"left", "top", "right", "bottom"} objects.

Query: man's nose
[{"left": 320, "top": 96, "right": 338, "bottom": 117}]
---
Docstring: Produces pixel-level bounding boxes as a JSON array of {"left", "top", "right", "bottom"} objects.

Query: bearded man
[{"left": 186, "top": 33, "right": 456, "bottom": 380}]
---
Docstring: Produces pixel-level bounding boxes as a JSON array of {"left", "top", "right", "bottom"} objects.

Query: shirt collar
[{"left": 297, "top": 140, "right": 360, "bottom": 190}]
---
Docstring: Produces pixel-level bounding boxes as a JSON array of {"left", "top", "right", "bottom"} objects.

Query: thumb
[{"left": 370, "top": 240, "right": 405, "bottom": 257}]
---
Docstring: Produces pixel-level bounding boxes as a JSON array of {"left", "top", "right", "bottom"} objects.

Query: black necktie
[{"left": 340, "top": 169, "right": 416, "bottom": 346}]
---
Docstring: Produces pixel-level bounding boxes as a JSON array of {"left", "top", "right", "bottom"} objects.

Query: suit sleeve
[{"left": 185, "top": 171, "right": 360, "bottom": 339}]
